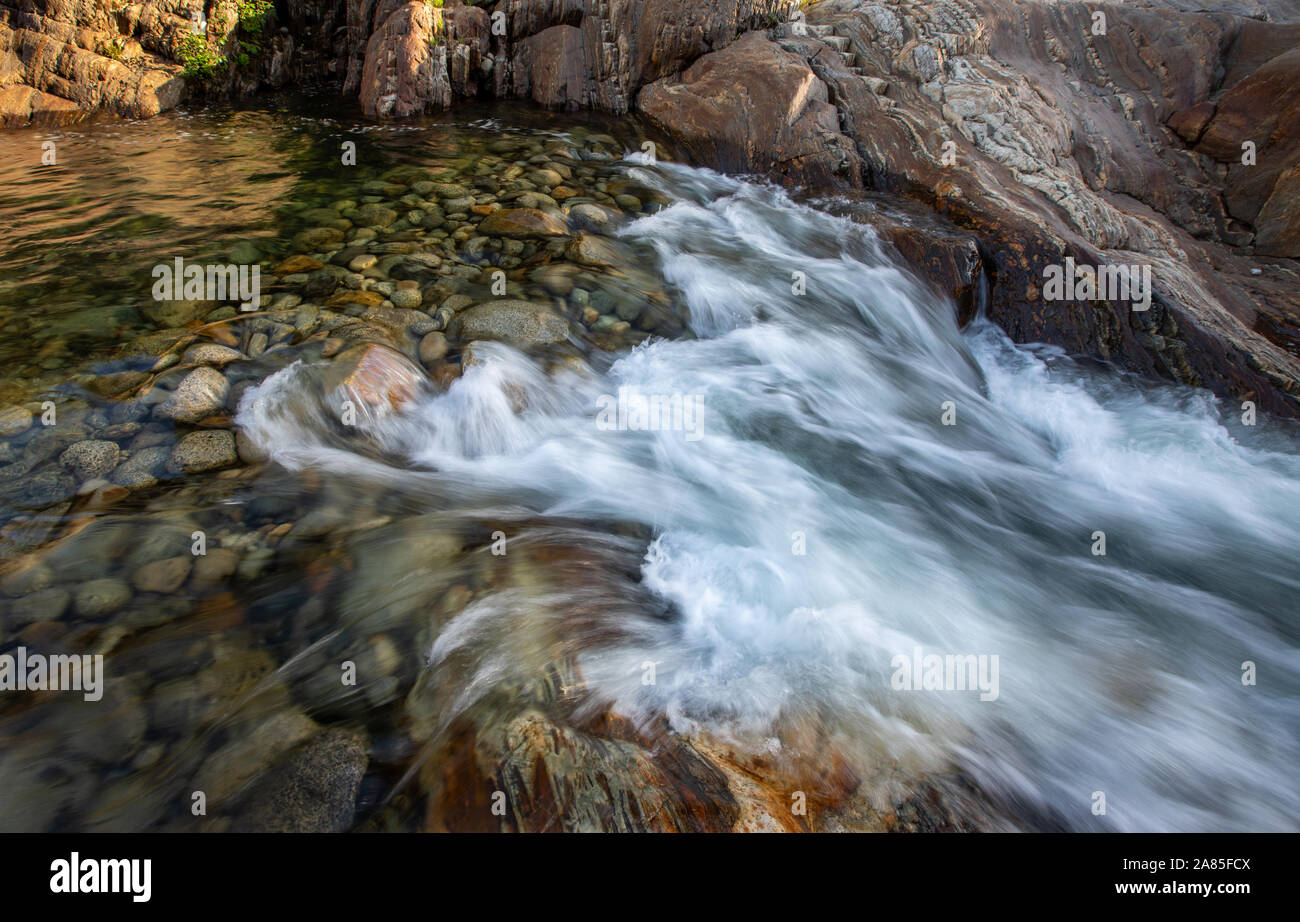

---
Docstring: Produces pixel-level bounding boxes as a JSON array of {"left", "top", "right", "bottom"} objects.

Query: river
[{"left": 1, "top": 95, "right": 1296, "bottom": 832}]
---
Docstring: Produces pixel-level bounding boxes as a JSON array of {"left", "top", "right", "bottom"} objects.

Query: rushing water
[{"left": 1, "top": 97, "right": 1297, "bottom": 832}]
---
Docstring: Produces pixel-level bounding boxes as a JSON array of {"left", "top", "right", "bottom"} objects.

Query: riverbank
[{"left": 4, "top": 1, "right": 1299, "bottom": 419}]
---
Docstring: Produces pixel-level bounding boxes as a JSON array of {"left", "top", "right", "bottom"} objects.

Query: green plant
[
  {"left": 177, "top": 33, "right": 227, "bottom": 81},
  {"left": 101, "top": 38, "right": 125, "bottom": 61},
  {"left": 237, "top": 0, "right": 274, "bottom": 34},
  {"left": 231, "top": 0, "right": 275, "bottom": 60}
]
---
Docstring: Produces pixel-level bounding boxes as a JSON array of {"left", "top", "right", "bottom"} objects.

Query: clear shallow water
[{"left": 0, "top": 98, "right": 1297, "bottom": 832}]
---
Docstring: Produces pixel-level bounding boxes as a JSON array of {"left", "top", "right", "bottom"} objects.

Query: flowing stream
[
  {"left": 1, "top": 98, "right": 1296, "bottom": 832},
  {"left": 243, "top": 163, "right": 1300, "bottom": 832}
]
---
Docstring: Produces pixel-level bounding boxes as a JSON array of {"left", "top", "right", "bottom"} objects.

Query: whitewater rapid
[{"left": 240, "top": 162, "right": 1300, "bottom": 832}]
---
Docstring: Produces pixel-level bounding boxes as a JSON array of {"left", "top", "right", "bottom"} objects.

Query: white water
[{"left": 241, "top": 163, "right": 1300, "bottom": 832}]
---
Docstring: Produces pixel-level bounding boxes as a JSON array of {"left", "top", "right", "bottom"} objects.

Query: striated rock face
[
  {"left": 1194, "top": 45, "right": 1300, "bottom": 258},
  {"left": 729, "top": 0, "right": 1300, "bottom": 418},
  {"left": 0, "top": 0, "right": 187, "bottom": 124},
  {"left": 358, "top": 0, "right": 451, "bottom": 117}
]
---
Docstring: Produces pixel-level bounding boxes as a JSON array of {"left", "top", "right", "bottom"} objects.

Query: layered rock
[
  {"left": 0, "top": 0, "right": 187, "bottom": 124},
  {"left": 731, "top": 0, "right": 1300, "bottom": 418},
  {"left": 357, "top": 0, "right": 451, "bottom": 116}
]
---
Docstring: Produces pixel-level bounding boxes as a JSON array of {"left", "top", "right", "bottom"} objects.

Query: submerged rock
[
  {"left": 59, "top": 440, "right": 121, "bottom": 481},
  {"left": 0, "top": 406, "right": 32, "bottom": 437},
  {"left": 168, "top": 430, "right": 238, "bottom": 474},
  {"left": 156, "top": 367, "right": 229, "bottom": 424},
  {"left": 447, "top": 300, "right": 570, "bottom": 348},
  {"left": 477, "top": 207, "right": 570, "bottom": 238},
  {"left": 231, "top": 728, "right": 369, "bottom": 833},
  {"left": 74, "top": 578, "right": 133, "bottom": 618}
]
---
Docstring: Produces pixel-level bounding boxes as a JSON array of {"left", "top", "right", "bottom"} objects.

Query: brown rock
[
  {"left": 637, "top": 32, "right": 863, "bottom": 191},
  {"left": 326, "top": 290, "right": 386, "bottom": 308},
  {"left": 418, "top": 331, "right": 449, "bottom": 366},
  {"left": 132, "top": 556, "right": 193, "bottom": 594},
  {"left": 359, "top": 2, "right": 452, "bottom": 117},
  {"left": 477, "top": 207, "right": 571, "bottom": 238},
  {"left": 274, "top": 255, "right": 324, "bottom": 275},
  {"left": 324, "top": 343, "right": 428, "bottom": 415},
  {"left": 512, "top": 25, "right": 585, "bottom": 109}
]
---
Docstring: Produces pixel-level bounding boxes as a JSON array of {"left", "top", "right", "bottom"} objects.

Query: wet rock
[
  {"left": 231, "top": 728, "right": 369, "bottom": 833},
  {"left": 58, "top": 440, "right": 121, "bottom": 481},
  {"left": 354, "top": 203, "right": 399, "bottom": 228},
  {"left": 3, "top": 469, "right": 74, "bottom": 508},
  {"left": 325, "top": 289, "right": 386, "bottom": 309},
  {"left": 74, "top": 578, "right": 132, "bottom": 618},
  {"left": 322, "top": 343, "right": 427, "bottom": 420},
  {"left": 0, "top": 737, "right": 93, "bottom": 832},
  {"left": 339, "top": 516, "right": 460, "bottom": 632},
  {"left": 569, "top": 202, "right": 623, "bottom": 230},
  {"left": 111, "top": 444, "right": 173, "bottom": 489},
  {"left": 638, "top": 32, "right": 862, "bottom": 192},
  {"left": 275, "top": 255, "right": 324, "bottom": 275},
  {"left": 0, "top": 405, "right": 32, "bottom": 437},
  {"left": 132, "top": 556, "right": 193, "bottom": 594},
  {"left": 426, "top": 709, "right": 739, "bottom": 833},
  {"left": 440, "top": 294, "right": 475, "bottom": 313},
  {"left": 183, "top": 344, "right": 245, "bottom": 367},
  {"left": 6, "top": 586, "right": 71, "bottom": 627},
  {"left": 532, "top": 264, "right": 580, "bottom": 294},
  {"left": 293, "top": 226, "right": 345, "bottom": 252},
  {"left": 234, "top": 429, "right": 268, "bottom": 465},
  {"left": 390, "top": 287, "right": 422, "bottom": 309},
  {"left": 418, "top": 331, "right": 449, "bottom": 366},
  {"left": 191, "top": 547, "right": 240, "bottom": 586},
  {"left": 168, "top": 430, "right": 239, "bottom": 474},
  {"left": 193, "top": 708, "right": 321, "bottom": 807},
  {"left": 566, "top": 234, "right": 629, "bottom": 269},
  {"left": 0, "top": 556, "right": 52, "bottom": 596},
  {"left": 63, "top": 683, "right": 149, "bottom": 765},
  {"left": 141, "top": 299, "right": 217, "bottom": 327},
  {"left": 156, "top": 367, "right": 229, "bottom": 424},
  {"left": 477, "top": 207, "right": 570, "bottom": 238},
  {"left": 447, "top": 300, "right": 571, "bottom": 348}
]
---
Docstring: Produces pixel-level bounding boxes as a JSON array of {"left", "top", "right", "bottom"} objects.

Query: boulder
[{"left": 637, "top": 32, "right": 862, "bottom": 191}]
